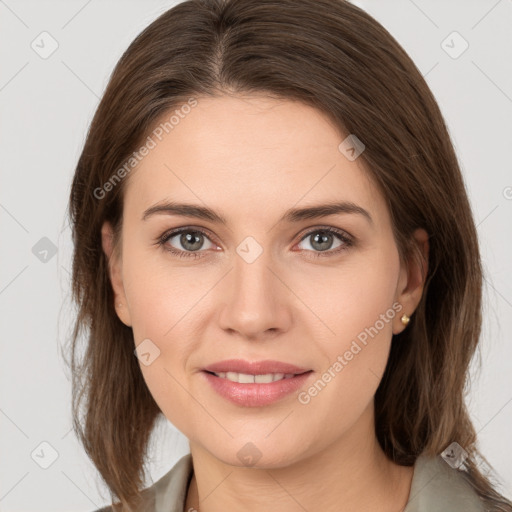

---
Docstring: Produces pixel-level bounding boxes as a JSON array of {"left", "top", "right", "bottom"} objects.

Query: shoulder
[
  {"left": 91, "top": 453, "right": 194, "bottom": 512},
  {"left": 405, "top": 454, "right": 485, "bottom": 512}
]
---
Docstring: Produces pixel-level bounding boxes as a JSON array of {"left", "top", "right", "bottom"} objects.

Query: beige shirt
[{"left": 94, "top": 452, "right": 485, "bottom": 511}]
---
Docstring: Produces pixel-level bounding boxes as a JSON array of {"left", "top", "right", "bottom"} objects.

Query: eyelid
[
  {"left": 298, "top": 225, "right": 353, "bottom": 242},
  {"left": 157, "top": 225, "right": 220, "bottom": 250}
]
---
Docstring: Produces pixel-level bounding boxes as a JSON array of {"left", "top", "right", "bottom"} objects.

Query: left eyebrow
[
  {"left": 141, "top": 200, "right": 373, "bottom": 226},
  {"left": 281, "top": 201, "right": 373, "bottom": 226}
]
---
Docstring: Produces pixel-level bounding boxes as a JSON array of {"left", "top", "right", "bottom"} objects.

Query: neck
[{"left": 185, "top": 403, "right": 414, "bottom": 512}]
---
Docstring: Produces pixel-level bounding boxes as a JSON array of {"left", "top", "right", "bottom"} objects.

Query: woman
[{"left": 66, "top": 0, "right": 512, "bottom": 510}]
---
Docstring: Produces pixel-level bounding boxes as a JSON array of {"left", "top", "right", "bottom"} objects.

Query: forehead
[{"left": 123, "top": 94, "right": 387, "bottom": 228}]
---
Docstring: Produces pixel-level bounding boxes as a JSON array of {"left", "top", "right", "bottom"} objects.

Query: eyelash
[{"left": 156, "top": 226, "right": 354, "bottom": 260}]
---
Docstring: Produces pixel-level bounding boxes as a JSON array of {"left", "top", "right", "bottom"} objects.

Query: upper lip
[{"left": 203, "top": 359, "right": 312, "bottom": 375}]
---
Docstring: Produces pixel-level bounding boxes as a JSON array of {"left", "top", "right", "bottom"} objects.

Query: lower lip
[{"left": 201, "top": 370, "right": 313, "bottom": 407}]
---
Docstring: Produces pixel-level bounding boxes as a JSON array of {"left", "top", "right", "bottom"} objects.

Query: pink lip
[
  {"left": 203, "top": 359, "right": 311, "bottom": 375},
  {"left": 201, "top": 371, "right": 313, "bottom": 407},
  {"left": 201, "top": 359, "right": 314, "bottom": 407}
]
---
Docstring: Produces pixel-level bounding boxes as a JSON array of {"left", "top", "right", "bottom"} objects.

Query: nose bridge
[{"left": 217, "top": 239, "right": 291, "bottom": 337}]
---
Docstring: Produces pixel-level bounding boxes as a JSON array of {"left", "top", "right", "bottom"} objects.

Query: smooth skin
[{"left": 102, "top": 94, "right": 429, "bottom": 512}]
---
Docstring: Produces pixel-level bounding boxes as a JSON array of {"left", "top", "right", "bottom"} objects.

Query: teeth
[{"left": 213, "top": 372, "right": 296, "bottom": 383}]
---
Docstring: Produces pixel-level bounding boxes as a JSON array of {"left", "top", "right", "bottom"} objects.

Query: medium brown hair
[{"left": 65, "top": 0, "right": 512, "bottom": 510}]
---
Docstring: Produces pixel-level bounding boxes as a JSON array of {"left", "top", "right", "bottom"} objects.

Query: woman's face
[{"left": 102, "top": 94, "right": 427, "bottom": 467}]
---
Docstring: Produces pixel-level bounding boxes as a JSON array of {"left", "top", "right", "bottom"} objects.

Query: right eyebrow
[{"left": 142, "top": 201, "right": 227, "bottom": 224}]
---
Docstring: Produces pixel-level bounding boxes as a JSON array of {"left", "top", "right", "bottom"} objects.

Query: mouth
[
  {"left": 202, "top": 358, "right": 312, "bottom": 376},
  {"left": 201, "top": 368, "right": 314, "bottom": 407},
  {"left": 203, "top": 370, "right": 312, "bottom": 384}
]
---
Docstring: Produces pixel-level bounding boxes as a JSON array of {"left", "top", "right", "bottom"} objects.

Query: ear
[
  {"left": 393, "top": 228, "right": 429, "bottom": 335},
  {"left": 101, "top": 220, "right": 132, "bottom": 327}
]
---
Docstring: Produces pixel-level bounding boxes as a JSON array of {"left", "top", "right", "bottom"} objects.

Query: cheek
[
  {"left": 302, "top": 247, "right": 399, "bottom": 414},
  {"left": 122, "top": 243, "right": 199, "bottom": 337},
  {"left": 121, "top": 250, "right": 206, "bottom": 427},
  {"left": 331, "top": 270, "right": 397, "bottom": 368},
  {"left": 306, "top": 245, "right": 399, "bottom": 348}
]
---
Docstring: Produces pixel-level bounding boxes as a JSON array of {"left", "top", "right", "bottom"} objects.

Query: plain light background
[{"left": 0, "top": 0, "right": 511, "bottom": 510}]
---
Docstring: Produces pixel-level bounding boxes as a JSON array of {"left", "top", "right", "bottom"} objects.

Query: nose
[{"left": 217, "top": 247, "right": 292, "bottom": 340}]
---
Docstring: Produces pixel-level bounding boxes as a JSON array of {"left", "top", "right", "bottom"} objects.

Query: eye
[
  {"left": 296, "top": 227, "right": 353, "bottom": 258},
  {"left": 156, "top": 225, "right": 354, "bottom": 260},
  {"left": 157, "top": 228, "right": 219, "bottom": 259}
]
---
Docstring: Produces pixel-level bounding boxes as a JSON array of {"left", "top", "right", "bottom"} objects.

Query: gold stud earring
[{"left": 401, "top": 314, "right": 410, "bottom": 326}]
